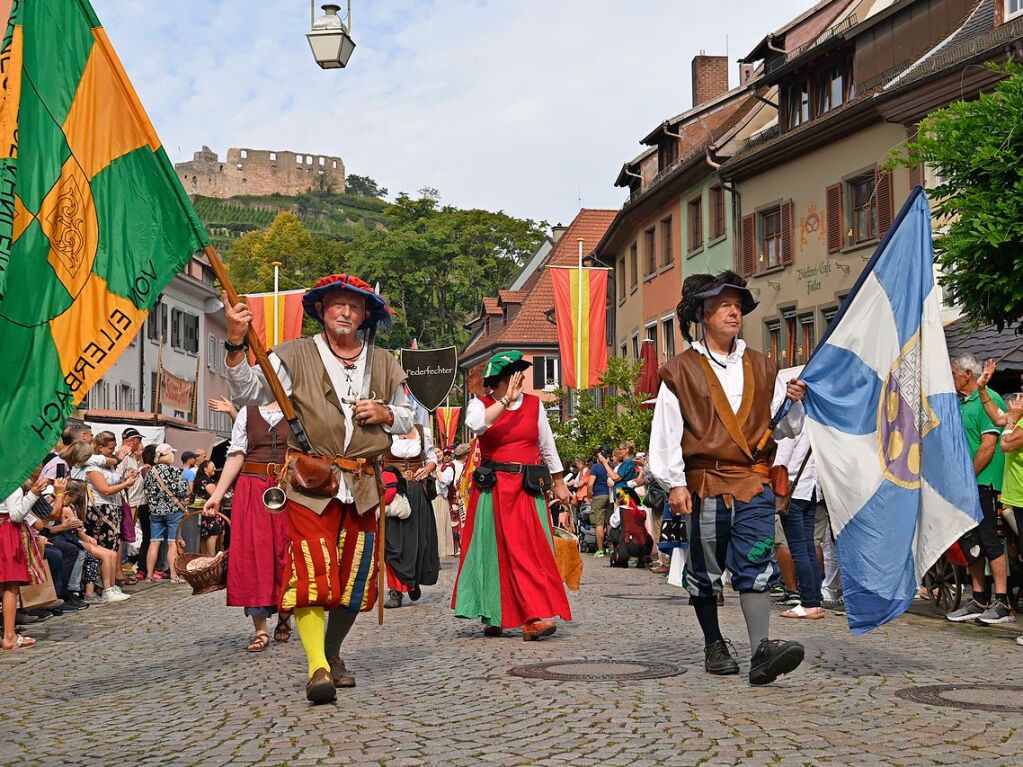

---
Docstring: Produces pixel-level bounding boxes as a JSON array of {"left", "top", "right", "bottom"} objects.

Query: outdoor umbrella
[{"left": 637, "top": 338, "right": 659, "bottom": 409}]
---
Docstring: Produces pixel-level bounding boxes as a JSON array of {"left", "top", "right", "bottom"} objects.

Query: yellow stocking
[{"left": 294, "top": 606, "right": 328, "bottom": 678}]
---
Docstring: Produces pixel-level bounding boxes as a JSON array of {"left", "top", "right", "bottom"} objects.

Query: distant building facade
[{"left": 174, "top": 146, "right": 346, "bottom": 198}]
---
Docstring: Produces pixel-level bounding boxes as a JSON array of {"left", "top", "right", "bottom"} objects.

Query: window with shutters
[
  {"left": 147, "top": 301, "right": 167, "bottom": 342},
  {"left": 797, "top": 313, "right": 816, "bottom": 365},
  {"left": 531, "top": 356, "right": 559, "bottom": 390},
  {"left": 170, "top": 308, "right": 182, "bottom": 349},
  {"left": 825, "top": 183, "right": 843, "bottom": 254},
  {"left": 661, "top": 316, "right": 676, "bottom": 360},
  {"left": 782, "top": 310, "right": 797, "bottom": 365},
  {"left": 617, "top": 257, "right": 626, "bottom": 301},
  {"left": 741, "top": 213, "right": 755, "bottom": 276},
  {"left": 687, "top": 196, "right": 703, "bottom": 253},
  {"left": 660, "top": 217, "right": 673, "bottom": 267},
  {"left": 629, "top": 243, "right": 638, "bottom": 291},
  {"left": 765, "top": 320, "right": 781, "bottom": 361},
  {"left": 846, "top": 172, "right": 877, "bottom": 245},
  {"left": 759, "top": 207, "right": 782, "bottom": 270},
  {"left": 183, "top": 313, "right": 200, "bottom": 354},
  {"left": 644, "top": 227, "right": 656, "bottom": 276},
  {"left": 709, "top": 185, "right": 726, "bottom": 241}
]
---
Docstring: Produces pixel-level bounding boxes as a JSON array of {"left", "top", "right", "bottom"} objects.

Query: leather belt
[
  {"left": 240, "top": 461, "right": 285, "bottom": 478},
  {"left": 482, "top": 459, "right": 544, "bottom": 475},
  {"left": 687, "top": 460, "right": 770, "bottom": 477},
  {"left": 382, "top": 458, "right": 424, "bottom": 474}
]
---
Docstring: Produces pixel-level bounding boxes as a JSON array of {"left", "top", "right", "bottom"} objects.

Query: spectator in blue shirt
[{"left": 589, "top": 453, "right": 612, "bottom": 556}]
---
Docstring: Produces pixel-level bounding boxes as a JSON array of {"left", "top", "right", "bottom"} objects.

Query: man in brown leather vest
[
  {"left": 647, "top": 270, "right": 809, "bottom": 686},
  {"left": 223, "top": 273, "right": 413, "bottom": 704}
]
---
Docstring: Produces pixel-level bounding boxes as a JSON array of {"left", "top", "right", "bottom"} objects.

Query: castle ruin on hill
[{"left": 174, "top": 146, "right": 346, "bottom": 198}]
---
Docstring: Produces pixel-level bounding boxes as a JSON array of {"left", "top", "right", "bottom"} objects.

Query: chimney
[
  {"left": 551, "top": 224, "right": 567, "bottom": 243},
  {"left": 692, "top": 53, "right": 729, "bottom": 107},
  {"left": 739, "top": 62, "right": 755, "bottom": 86}
]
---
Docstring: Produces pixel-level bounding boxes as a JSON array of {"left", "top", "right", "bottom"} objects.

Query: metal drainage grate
[
  {"left": 603, "top": 593, "right": 684, "bottom": 602},
  {"left": 508, "top": 659, "right": 684, "bottom": 681},
  {"left": 895, "top": 684, "right": 1023, "bottom": 713}
]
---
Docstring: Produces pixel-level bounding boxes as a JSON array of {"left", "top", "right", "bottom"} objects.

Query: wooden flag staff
[{"left": 203, "top": 245, "right": 312, "bottom": 453}]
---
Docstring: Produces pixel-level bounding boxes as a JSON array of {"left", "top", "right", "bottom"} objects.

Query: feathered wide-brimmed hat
[
  {"left": 677, "top": 270, "right": 758, "bottom": 342},
  {"left": 302, "top": 273, "right": 393, "bottom": 330}
]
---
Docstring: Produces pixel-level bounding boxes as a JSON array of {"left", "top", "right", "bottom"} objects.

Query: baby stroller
[{"left": 574, "top": 499, "right": 598, "bottom": 553}]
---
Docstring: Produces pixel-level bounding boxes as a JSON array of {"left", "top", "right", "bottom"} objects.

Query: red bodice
[{"left": 478, "top": 394, "right": 542, "bottom": 465}]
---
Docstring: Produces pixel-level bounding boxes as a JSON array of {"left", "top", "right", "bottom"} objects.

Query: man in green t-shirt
[{"left": 946, "top": 354, "right": 1013, "bottom": 625}]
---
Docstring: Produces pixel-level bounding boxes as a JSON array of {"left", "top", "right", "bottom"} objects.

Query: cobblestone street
[{"left": 3, "top": 557, "right": 1022, "bottom": 767}]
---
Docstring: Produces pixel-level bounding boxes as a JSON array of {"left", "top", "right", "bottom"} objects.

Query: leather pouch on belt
[
  {"left": 768, "top": 465, "right": 789, "bottom": 498},
  {"left": 290, "top": 454, "right": 340, "bottom": 498}
]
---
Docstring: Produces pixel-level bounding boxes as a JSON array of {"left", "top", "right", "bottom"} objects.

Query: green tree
[
  {"left": 888, "top": 62, "right": 1023, "bottom": 331},
  {"left": 345, "top": 173, "right": 389, "bottom": 199},
  {"left": 342, "top": 190, "right": 547, "bottom": 348},
  {"left": 548, "top": 357, "right": 653, "bottom": 461},
  {"left": 225, "top": 211, "right": 348, "bottom": 295}
]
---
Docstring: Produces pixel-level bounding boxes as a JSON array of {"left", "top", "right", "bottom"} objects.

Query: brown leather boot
[
  {"left": 327, "top": 655, "right": 356, "bottom": 688},
  {"left": 383, "top": 589, "right": 403, "bottom": 609},
  {"left": 306, "top": 667, "right": 337, "bottom": 704}
]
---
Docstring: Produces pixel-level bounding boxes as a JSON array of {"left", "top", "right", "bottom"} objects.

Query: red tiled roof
[
  {"left": 482, "top": 297, "right": 501, "bottom": 315},
  {"left": 462, "top": 208, "right": 617, "bottom": 362},
  {"left": 498, "top": 290, "right": 525, "bottom": 305}
]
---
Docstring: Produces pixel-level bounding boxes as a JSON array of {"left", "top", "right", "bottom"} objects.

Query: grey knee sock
[
  {"left": 324, "top": 609, "right": 358, "bottom": 658},
  {"left": 739, "top": 591, "right": 770, "bottom": 655}
]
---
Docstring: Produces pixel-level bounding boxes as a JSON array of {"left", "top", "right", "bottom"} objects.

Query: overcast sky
[{"left": 96, "top": 1, "right": 812, "bottom": 226}]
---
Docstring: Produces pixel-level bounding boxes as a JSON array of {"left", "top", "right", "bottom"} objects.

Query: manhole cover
[
  {"left": 895, "top": 684, "right": 1023, "bottom": 713},
  {"left": 604, "top": 593, "right": 684, "bottom": 602},
  {"left": 508, "top": 659, "right": 683, "bottom": 681}
]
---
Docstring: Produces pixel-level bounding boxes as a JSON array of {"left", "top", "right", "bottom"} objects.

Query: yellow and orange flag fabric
[
  {"left": 244, "top": 289, "right": 304, "bottom": 363},
  {"left": 435, "top": 406, "right": 461, "bottom": 450},
  {"left": 0, "top": 1, "right": 209, "bottom": 499},
  {"left": 550, "top": 266, "right": 609, "bottom": 389}
]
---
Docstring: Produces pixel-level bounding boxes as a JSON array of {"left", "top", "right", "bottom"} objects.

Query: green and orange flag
[
  {"left": 0, "top": 0, "right": 210, "bottom": 498},
  {"left": 550, "top": 266, "right": 609, "bottom": 389}
]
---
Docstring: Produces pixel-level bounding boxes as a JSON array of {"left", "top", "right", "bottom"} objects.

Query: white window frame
[{"left": 1007, "top": 1, "right": 1023, "bottom": 22}]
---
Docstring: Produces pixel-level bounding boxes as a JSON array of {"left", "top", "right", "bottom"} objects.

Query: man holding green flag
[{"left": 0, "top": 0, "right": 208, "bottom": 499}]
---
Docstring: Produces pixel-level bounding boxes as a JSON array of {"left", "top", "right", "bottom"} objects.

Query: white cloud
[{"left": 95, "top": 0, "right": 813, "bottom": 224}]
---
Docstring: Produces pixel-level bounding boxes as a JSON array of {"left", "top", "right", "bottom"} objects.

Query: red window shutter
[
  {"left": 826, "top": 183, "right": 843, "bottom": 254},
  {"left": 741, "top": 213, "right": 755, "bottom": 276},
  {"left": 909, "top": 162, "right": 923, "bottom": 190},
  {"left": 876, "top": 168, "right": 893, "bottom": 236},
  {"left": 781, "top": 199, "right": 794, "bottom": 266}
]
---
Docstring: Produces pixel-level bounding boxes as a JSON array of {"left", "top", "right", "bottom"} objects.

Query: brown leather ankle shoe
[
  {"left": 522, "top": 620, "right": 557, "bottom": 641},
  {"left": 306, "top": 667, "right": 337, "bottom": 704},
  {"left": 483, "top": 625, "right": 503, "bottom": 638},
  {"left": 327, "top": 655, "right": 356, "bottom": 688}
]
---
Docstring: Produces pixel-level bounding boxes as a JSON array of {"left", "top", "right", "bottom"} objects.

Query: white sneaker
[
  {"left": 1016, "top": 635, "right": 1023, "bottom": 647},
  {"left": 103, "top": 588, "right": 131, "bottom": 603}
]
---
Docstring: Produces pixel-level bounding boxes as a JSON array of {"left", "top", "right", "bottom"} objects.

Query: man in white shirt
[
  {"left": 224, "top": 272, "right": 413, "bottom": 704},
  {"left": 647, "top": 270, "right": 808, "bottom": 686}
]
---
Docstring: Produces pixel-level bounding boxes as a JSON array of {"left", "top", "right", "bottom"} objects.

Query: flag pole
[
  {"left": 272, "top": 261, "right": 282, "bottom": 347},
  {"left": 204, "top": 245, "right": 313, "bottom": 453},
  {"left": 576, "top": 238, "right": 584, "bottom": 391},
  {"left": 154, "top": 334, "right": 164, "bottom": 418}
]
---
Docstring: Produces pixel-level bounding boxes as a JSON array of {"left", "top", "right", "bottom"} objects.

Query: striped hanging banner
[
  {"left": 244, "top": 288, "right": 305, "bottom": 361},
  {"left": 435, "top": 406, "right": 461, "bottom": 450},
  {"left": 550, "top": 266, "right": 609, "bottom": 389}
]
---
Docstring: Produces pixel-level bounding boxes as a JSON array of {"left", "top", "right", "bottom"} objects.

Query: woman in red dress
[
  {"left": 204, "top": 403, "right": 291, "bottom": 653},
  {"left": 451, "top": 351, "right": 572, "bottom": 640}
]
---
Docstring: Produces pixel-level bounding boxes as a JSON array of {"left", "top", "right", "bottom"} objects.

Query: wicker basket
[{"left": 174, "top": 510, "right": 231, "bottom": 595}]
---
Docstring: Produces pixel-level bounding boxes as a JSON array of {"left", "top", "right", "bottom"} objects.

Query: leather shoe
[
  {"left": 327, "top": 655, "right": 356, "bottom": 688},
  {"left": 749, "top": 639, "right": 804, "bottom": 685},
  {"left": 408, "top": 586, "right": 421, "bottom": 602},
  {"left": 522, "top": 619, "right": 556, "bottom": 641},
  {"left": 483, "top": 625, "right": 503, "bottom": 638},
  {"left": 383, "top": 589, "right": 403, "bottom": 609},
  {"left": 305, "top": 667, "right": 337, "bottom": 704},
  {"left": 704, "top": 639, "right": 739, "bottom": 675}
]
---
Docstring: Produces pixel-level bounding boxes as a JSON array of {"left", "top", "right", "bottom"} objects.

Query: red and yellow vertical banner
[
  {"left": 244, "top": 289, "right": 304, "bottom": 361},
  {"left": 435, "top": 406, "right": 461, "bottom": 450},
  {"left": 550, "top": 266, "right": 609, "bottom": 389}
]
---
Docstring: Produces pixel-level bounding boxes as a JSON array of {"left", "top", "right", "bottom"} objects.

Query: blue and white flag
[{"left": 800, "top": 188, "right": 981, "bottom": 634}]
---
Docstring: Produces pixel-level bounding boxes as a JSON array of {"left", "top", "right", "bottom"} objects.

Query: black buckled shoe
[
  {"left": 749, "top": 639, "right": 804, "bottom": 685},
  {"left": 704, "top": 639, "right": 740, "bottom": 675}
]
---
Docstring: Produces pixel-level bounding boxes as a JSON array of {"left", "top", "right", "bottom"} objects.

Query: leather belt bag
[
  {"left": 287, "top": 453, "right": 376, "bottom": 499},
  {"left": 481, "top": 460, "right": 552, "bottom": 496}
]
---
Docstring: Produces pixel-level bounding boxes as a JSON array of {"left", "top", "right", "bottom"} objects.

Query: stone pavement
[{"left": 3, "top": 557, "right": 1022, "bottom": 767}]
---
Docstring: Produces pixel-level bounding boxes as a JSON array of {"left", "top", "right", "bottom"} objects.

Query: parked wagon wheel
[{"left": 923, "top": 557, "right": 962, "bottom": 615}]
